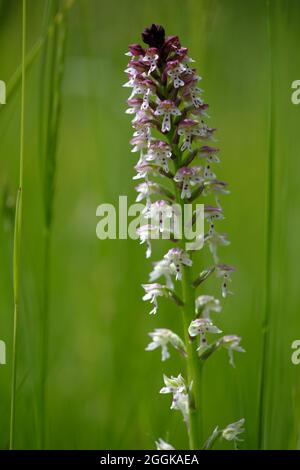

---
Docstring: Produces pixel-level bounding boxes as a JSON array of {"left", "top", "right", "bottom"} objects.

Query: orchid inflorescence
[{"left": 124, "top": 23, "right": 245, "bottom": 450}]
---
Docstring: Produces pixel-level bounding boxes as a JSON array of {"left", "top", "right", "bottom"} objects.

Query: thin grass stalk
[
  {"left": 0, "top": 0, "right": 74, "bottom": 110},
  {"left": 257, "top": 0, "right": 275, "bottom": 450},
  {"left": 38, "top": 0, "right": 68, "bottom": 448},
  {"left": 9, "top": 0, "right": 26, "bottom": 451}
]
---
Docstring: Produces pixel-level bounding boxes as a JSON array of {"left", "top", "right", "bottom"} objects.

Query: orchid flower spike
[{"left": 125, "top": 23, "right": 245, "bottom": 450}]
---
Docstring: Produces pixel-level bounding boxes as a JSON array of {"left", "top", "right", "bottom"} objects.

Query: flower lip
[
  {"left": 188, "top": 318, "right": 222, "bottom": 338},
  {"left": 176, "top": 47, "right": 188, "bottom": 58},
  {"left": 142, "top": 24, "right": 165, "bottom": 48}
]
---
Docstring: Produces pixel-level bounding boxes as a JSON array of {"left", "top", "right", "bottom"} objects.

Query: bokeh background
[{"left": 0, "top": 0, "right": 300, "bottom": 450}]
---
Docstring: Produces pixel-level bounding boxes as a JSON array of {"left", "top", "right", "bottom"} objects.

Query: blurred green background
[{"left": 0, "top": 0, "right": 300, "bottom": 450}]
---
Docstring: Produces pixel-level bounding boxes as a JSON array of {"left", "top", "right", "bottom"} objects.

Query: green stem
[
  {"left": 9, "top": 0, "right": 26, "bottom": 451},
  {"left": 168, "top": 133, "right": 202, "bottom": 450},
  {"left": 39, "top": 226, "right": 52, "bottom": 449},
  {"left": 181, "top": 264, "right": 203, "bottom": 449},
  {"left": 257, "top": 0, "right": 275, "bottom": 450}
]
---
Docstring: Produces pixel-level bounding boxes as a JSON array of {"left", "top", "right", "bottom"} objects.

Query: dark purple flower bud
[
  {"left": 164, "top": 35, "right": 181, "bottom": 52},
  {"left": 128, "top": 44, "right": 145, "bottom": 57},
  {"left": 200, "top": 146, "right": 220, "bottom": 156},
  {"left": 142, "top": 24, "right": 165, "bottom": 48},
  {"left": 126, "top": 60, "right": 148, "bottom": 74},
  {"left": 191, "top": 103, "right": 209, "bottom": 116},
  {"left": 127, "top": 98, "right": 143, "bottom": 107}
]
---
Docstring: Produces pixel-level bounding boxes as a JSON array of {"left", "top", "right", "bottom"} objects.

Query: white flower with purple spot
[
  {"left": 126, "top": 98, "right": 143, "bottom": 115},
  {"left": 142, "top": 47, "right": 159, "bottom": 74},
  {"left": 133, "top": 162, "right": 159, "bottom": 180},
  {"left": 145, "top": 141, "right": 172, "bottom": 173},
  {"left": 203, "top": 163, "right": 216, "bottom": 180},
  {"left": 220, "top": 335, "right": 245, "bottom": 367},
  {"left": 195, "top": 121, "right": 217, "bottom": 142},
  {"left": 155, "top": 100, "right": 181, "bottom": 133},
  {"left": 135, "top": 181, "right": 159, "bottom": 205},
  {"left": 204, "top": 180, "right": 229, "bottom": 204},
  {"left": 166, "top": 60, "right": 186, "bottom": 88},
  {"left": 188, "top": 318, "right": 222, "bottom": 350},
  {"left": 177, "top": 119, "right": 206, "bottom": 152},
  {"left": 200, "top": 145, "right": 220, "bottom": 163},
  {"left": 160, "top": 373, "right": 186, "bottom": 394},
  {"left": 130, "top": 134, "right": 149, "bottom": 154},
  {"left": 195, "top": 295, "right": 222, "bottom": 319},
  {"left": 149, "top": 259, "right": 174, "bottom": 289},
  {"left": 174, "top": 166, "right": 203, "bottom": 199},
  {"left": 145, "top": 200, "right": 174, "bottom": 232},
  {"left": 142, "top": 283, "right": 170, "bottom": 315},
  {"left": 125, "top": 44, "right": 145, "bottom": 58},
  {"left": 132, "top": 116, "right": 152, "bottom": 140},
  {"left": 222, "top": 419, "right": 245, "bottom": 446},
  {"left": 204, "top": 204, "right": 224, "bottom": 229},
  {"left": 155, "top": 439, "right": 175, "bottom": 450},
  {"left": 190, "top": 87, "right": 204, "bottom": 107},
  {"left": 137, "top": 224, "right": 161, "bottom": 258},
  {"left": 146, "top": 328, "right": 186, "bottom": 361},
  {"left": 127, "top": 76, "right": 154, "bottom": 98},
  {"left": 124, "top": 60, "right": 148, "bottom": 79},
  {"left": 183, "top": 76, "right": 204, "bottom": 108},
  {"left": 175, "top": 48, "right": 196, "bottom": 74},
  {"left": 216, "top": 264, "right": 236, "bottom": 298},
  {"left": 160, "top": 374, "right": 189, "bottom": 423},
  {"left": 164, "top": 247, "right": 192, "bottom": 280},
  {"left": 206, "top": 231, "right": 230, "bottom": 264}
]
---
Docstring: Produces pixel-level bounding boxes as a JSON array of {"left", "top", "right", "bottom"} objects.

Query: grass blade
[
  {"left": 9, "top": 0, "right": 26, "bottom": 451},
  {"left": 257, "top": 0, "right": 276, "bottom": 450},
  {"left": 38, "top": 0, "right": 69, "bottom": 449}
]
